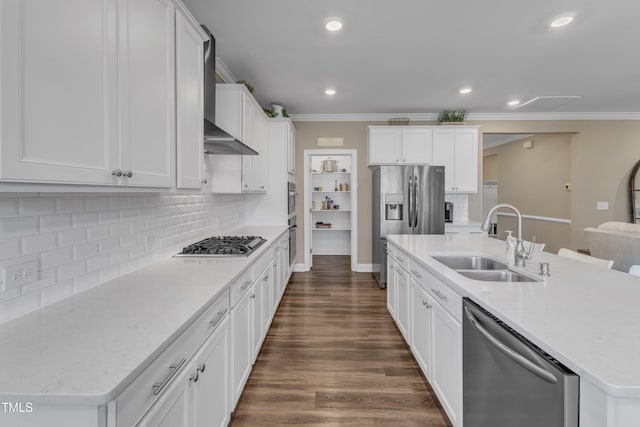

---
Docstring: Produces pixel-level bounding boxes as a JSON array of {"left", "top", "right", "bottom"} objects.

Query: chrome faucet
[{"left": 481, "top": 204, "right": 533, "bottom": 267}]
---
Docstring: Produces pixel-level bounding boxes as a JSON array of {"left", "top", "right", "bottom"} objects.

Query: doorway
[{"left": 303, "top": 149, "right": 358, "bottom": 272}]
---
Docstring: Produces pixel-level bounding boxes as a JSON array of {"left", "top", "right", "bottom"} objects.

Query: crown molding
[
  {"left": 289, "top": 112, "right": 640, "bottom": 122},
  {"left": 215, "top": 58, "right": 236, "bottom": 83}
]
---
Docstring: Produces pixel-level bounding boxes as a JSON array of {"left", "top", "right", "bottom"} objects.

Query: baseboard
[
  {"left": 356, "top": 264, "right": 374, "bottom": 273},
  {"left": 293, "top": 263, "right": 307, "bottom": 272}
]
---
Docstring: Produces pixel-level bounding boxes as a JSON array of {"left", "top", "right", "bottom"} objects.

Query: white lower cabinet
[
  {"left": 395, "top": 263, "right": 410, "bottom": 343},
  {"left": 231, "top": 282, "right": 253, "bottom": 407},
  {"left": 410, "top": 279, "right": 433, "bottom": 379},
  {"left": 388, "top": 251, "right": 463, "bottom": 427},
  {"left": 430, "top": 297, "right": 462, "bottom": 427},
  {"left": 138, "top": 317, "right": 230, "bottom": 427},
  {"left": 191, "top": 317, "right": 231, "bottom": 427}
]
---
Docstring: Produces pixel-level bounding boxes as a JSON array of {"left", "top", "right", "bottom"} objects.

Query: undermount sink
[
  {"left": 432, "top": 255, "right": 508, "bottom": 271},
  {"left": 432, "top": 255, "right": 542, "bottom": 283},
  {"left": 456, "top": 269, "right": 540, "bottom": 283}
]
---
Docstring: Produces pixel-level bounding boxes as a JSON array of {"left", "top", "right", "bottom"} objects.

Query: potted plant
[
  {"left": 236, "top": 80, "right": 254, "bottom": 93},
  {"left": 438, "top": 110, "right": 466, "bottom": 125},
  {"left": 263, "top": 107, "right": 278, "bottom": 117}
]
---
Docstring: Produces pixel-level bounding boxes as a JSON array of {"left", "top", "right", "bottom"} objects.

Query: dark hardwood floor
[{"left": 230, "top": 255, "right": 452, "bottom": 426}]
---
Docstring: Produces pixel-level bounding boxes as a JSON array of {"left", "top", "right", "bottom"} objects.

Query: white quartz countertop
[
  {"left": 387, "top": 233, "right": 640, "bottom": 398},
  {"left": 0, "top": 225, "right": 287, "bottom": 406}
]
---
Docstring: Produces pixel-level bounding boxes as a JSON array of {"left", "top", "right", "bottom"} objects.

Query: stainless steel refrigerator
[{"left": 372, "top": 165, "right": 445, "bottom": 287}]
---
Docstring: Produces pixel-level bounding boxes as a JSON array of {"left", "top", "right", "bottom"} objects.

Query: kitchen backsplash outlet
[
  {"left": 0, "top": 193, "right": 247, "bottom": 323},
  {"left": 445, "top": 193, "right": 469, "bottom": 223}
]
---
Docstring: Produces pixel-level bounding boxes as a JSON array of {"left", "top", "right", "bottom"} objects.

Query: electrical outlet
[{"left": 2, "top": 260, "right": 39, "bottom": 291}]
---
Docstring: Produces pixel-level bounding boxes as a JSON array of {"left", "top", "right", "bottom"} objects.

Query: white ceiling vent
[{"left": 513, "top": 96, "right": 581, "bottom": 110}]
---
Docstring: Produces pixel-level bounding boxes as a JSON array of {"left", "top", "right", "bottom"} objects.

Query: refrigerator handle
[
  {"left": 407, "top": 176, "right": 413, "bottom": 230},
  {"left": 414, "top": 176, "right": 419, "bottom": 228}
]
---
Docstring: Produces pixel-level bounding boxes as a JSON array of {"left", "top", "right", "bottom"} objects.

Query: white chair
[
  {"left": 629, "top": 265, "right": 640, "bottom": 276},
  {"left": 558, "top": 248, "right": 614, "bottom": 269}
]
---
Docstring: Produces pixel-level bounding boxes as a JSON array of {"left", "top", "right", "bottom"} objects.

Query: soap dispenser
[{"left": 505, "top": 230, "right": 516, "bottom": 264}]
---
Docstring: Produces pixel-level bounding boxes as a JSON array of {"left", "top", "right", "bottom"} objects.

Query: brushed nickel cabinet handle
[
  {"left": 209, "top": 308, "right": 228, "bottom": 329},
  {"left": 123, "top": 170, "right": 133, "bottom": 178},
  {"left": 152, "top": 358, "right": 187, "bottom": 395},
  {"left": 112, "top": 169, "right": 123, "bottom": 177}
]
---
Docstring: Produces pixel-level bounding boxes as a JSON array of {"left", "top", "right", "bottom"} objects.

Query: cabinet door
[
  {"left": 431, "top": 300, "right": 462, "bottom": 427},
  {"left": 401, "top": 129, "right": 433, "bottom": 164},
  {"left": 271, "top": 256, "right": 280, "bottom": 314},
  {"left": 368, "top": 128, "right": 402, "bottom": 165},
  {"left": 452, "top": 129, "right": 478, "bottom": 192},
  {"left": 176, "top": 12, "right": 204, "bottom": 189},
  {"left": 192, "top": 317, "right": 231, "bottom": 427},
  {"left": 287, "top": 123, "right": 296, "bottom": 175},
  {"left": 410, "top": 279, "right": 433, "bottom": 379},
  {"left": 251, "top": 274, "right": 265, "bottom": 362},
  {"left": 118, "top": 0, "right": 175, "bottom": 187},
  {"left": 386, "top": 259, "right": 397, "bottom": 319},
  {"left": 432, "top": 130, "right": 455, "bottom": 191},
  {"left": 230, "top": 289, "right": 252, "bottom": 407},
  {"left": 0, "top": 0, "right": 118, "bottom": 185},
  {"left": 395, "top": 266, "right": 410, "bottom": 342},
  {"left": 137, "top": 362, "right": 193, "bottom": 427},
  {"left": 242, "top": 106, "right": 268, "bottom": 192}
]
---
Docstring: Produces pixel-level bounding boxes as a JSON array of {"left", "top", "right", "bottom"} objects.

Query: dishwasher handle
[{"left": 464, "top": 306, "right": 558, "bottom": 384}]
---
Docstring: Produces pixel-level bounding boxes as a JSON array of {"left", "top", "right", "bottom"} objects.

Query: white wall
[{"left": 0, "top": 193, "right": 247, "bottom": 323}]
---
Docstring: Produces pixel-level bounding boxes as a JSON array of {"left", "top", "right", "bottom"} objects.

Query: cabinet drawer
[
  {"left": 230, "top": 268, "right": 254, "bottom": 307},
  {"left": 116, "top": 289, "right": 229, "bottom": 426},
  {"left": 252, "top": 251, "right": 271, "bottom": 280},
  {"left": 410, "top": 261, "right": 462, "bottom": 322},
  {"left": 394, "top": 248, "right": 410, "bottom": 273}
]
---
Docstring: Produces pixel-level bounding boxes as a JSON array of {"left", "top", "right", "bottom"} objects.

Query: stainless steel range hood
[{"left": 202, "top": 26, "right": 258, "bottom": 156}]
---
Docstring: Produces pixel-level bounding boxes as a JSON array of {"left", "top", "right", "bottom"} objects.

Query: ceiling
[{"left": 183, "top": 0, "right": 640, "bottom": 117}]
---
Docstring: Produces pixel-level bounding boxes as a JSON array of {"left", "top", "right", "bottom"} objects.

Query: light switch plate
[{"left": 597, "top": 201, "right": 609, "bottom": 210}]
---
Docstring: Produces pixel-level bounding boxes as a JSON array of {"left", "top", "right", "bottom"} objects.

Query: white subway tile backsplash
[
  {"left": 72, "top": 212, "right": 99, "bottom": 228},
  {"left": 98, "top": 210, "right": 120, "bottom": 224},
  {"left": 0, "top": 217, "right": 39, "bottom": 239},
  {"left": 40, "top": 214, "right": 72, "bottom": 233},
  {"left": 0, "top": 199, "right": 19, "bottom": 219},
  {"left": 56, "top": 198, "right": 85, "bottom": 213},
  {"left": 20, "top": 198, "right": 57, "bottom": 216},
  {"left": 58, "top": 229, "right": 87, "bottom": 248},
  {"left": 87, "top": 224, "right": 110, "bottom": 242},
  {"left": 0, "top": 239, "right": 21, "bottom": 260},
  {"left": 85, "top": 197, "right": 109, "bottom": 212},
  {"left": 41, "top": 247, "right": 74, "bottom": 269},
  {"left": 58, "top": 260, "right": 87, "bottom": 282},
  {"left": 73, "top": 241, "right": 99, "bottom": 260},
  {"left": 0, "top": 192, "right": 247, "bottom": 323},
  {"left": 22, "top": 233, "right": 57, "bottom": 255}
]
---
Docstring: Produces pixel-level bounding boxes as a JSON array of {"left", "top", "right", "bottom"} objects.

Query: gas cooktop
[{"left": 175, "top": 236, "right": 266, "bottom": 257}]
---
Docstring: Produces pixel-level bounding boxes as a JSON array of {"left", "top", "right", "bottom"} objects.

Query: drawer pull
[
  {"left": 422, "top": 300, "right": 431, "bottom": 308},
  {"left": 240, "top": 280, "right": 252, "bottom": 291},
  {"left": 197, "top": 363, "right": 206, "bottom": 373},
  {"left": 411, "top": 270, "right": 422, "bottom": 278},
  {"left": 432, "top": 288, "right": 448, "bottom": 301},
  {"left": 190, "top": 371, "right": 199, "bottom": 383},
  {"left": 209, "top": 308, "right": 228, "bottom": 329},
  {"left": 152, "top": 358, "right": 187, "bottom": 395},
  {"left": 250, "top": 293, "right": 256, "bottom": 299},
  {"left": 263, "top": 274, "right": 270, "bottom": 282}
]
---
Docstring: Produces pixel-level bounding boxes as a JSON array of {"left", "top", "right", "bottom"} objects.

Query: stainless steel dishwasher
[{"left": 463, "top": 298, "right": 579, "bottom": 427}]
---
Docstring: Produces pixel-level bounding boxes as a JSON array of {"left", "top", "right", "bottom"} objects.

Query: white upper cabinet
[
  {"left": 118, "top": 0, "right": 175, "bottom": 188},
  {"left": 287, "top": 122, "right": 296, "bottom": 177},
  {"left": 0, "top": 0, "right": 190, "bottom": 189},
  {"left": 368, "top": 127, "right": 432, "bottom": 165},
  {"left": 0, "top": 0, "right": 118, "bottom": 185},
  {"left": 432, "top": 127, "right": 479, "bottom": 193},
  {"left": 211, "top": 84, "right": 269, "bottom": 194},
  {"left": 175, "top": 11, "right": 206, "bottom": 189}
]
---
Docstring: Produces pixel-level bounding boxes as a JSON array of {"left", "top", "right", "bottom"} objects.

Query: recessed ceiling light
[
  {"left": 507, "top": 100, "right": 521, "bottom": 107},
  {"left": 459, "top": 87, "right": 472, "bottom": 95},
  {"left": 324, "top": 18, "right": 343, "bottom": 32},
  {"left": 549, "top": 13, "right": 575, "bottom": 28},
  {"left": 324, "top": 88, "right": 336, "bottom": 95}
]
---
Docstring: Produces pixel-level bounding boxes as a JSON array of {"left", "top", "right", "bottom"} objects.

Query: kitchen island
[
  {"left": 0, "top": 225, "right": 288, "bottom": 426},
  {"left": 387, "top": 232, "right": 640, "bottom": 427}
]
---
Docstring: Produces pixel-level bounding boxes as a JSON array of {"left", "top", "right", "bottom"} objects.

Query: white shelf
[
  {"left": 312, "top": 191, "right": 351, "bottom": 193},
  {"left": 313, "top": 226, "right": 351, "bottom": 231},
  {"left": 312, "top": 172, "right": 351, "bottom": 175}
]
